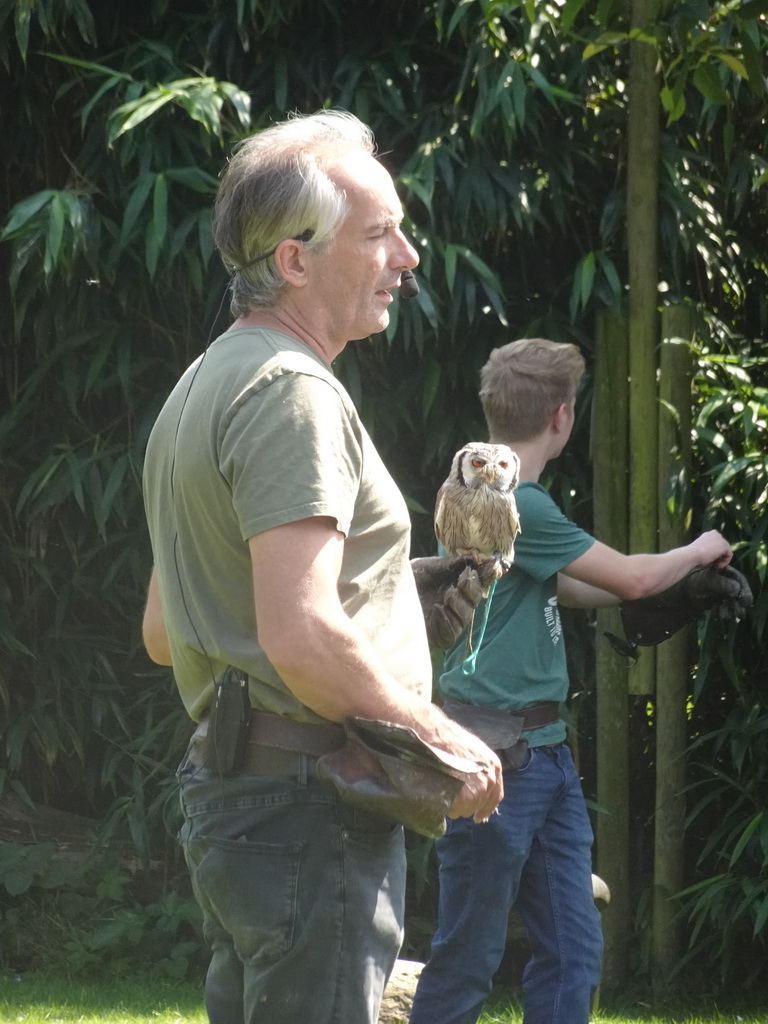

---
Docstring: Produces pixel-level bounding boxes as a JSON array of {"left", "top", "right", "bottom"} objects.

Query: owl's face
[{"left": 451, "top": 442, "right": 520, "bottom": 492}]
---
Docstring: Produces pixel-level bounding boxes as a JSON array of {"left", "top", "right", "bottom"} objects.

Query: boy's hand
[{"left": 614, "top": 565, "right": 752, "bottom": 652}]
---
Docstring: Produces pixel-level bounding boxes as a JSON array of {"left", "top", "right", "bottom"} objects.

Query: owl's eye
[
  {"left": 499, "top": 461, "right": 508, "bottom": 469},
  {"left": 471, "top": 458, "right": 486, "bottom": 468}
]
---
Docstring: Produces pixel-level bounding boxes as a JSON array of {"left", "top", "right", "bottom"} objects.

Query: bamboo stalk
[
  {"left": 594, "top": 307, "right": 630, "bottom": 991},
  {"left": 626, "top": 0, "right": 662, "bottom": 696},
  {"left": 652, "top": 304, "right": 695, "bottom": 994}
]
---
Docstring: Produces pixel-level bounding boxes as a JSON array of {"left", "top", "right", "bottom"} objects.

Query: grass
[
  {"left": 481, "top": 1015, "right": 765, "bottom": 1024},
  {"left": 480, "top": 992, "right": 768, "bottom": 1024},
  {"left": 1, "top": 974, "right": 765, "bottom": 1024},
  {"left": 0, "top": 974, "right": 208, "bottom": 1024}
]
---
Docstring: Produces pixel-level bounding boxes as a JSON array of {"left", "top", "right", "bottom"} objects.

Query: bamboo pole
[
  {"left": 594, "top": 308, "right": 630, "bottom": 990},
  {"left": 626, "top": 0, "right": 662, "bottom": 696},
  {"left": 652, "top": 304, "right": 695, "bottom": 995}
]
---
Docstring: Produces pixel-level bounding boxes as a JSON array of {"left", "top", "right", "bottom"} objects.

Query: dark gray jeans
[{"left": 178, "top": 755, "right": 406, "bottom": 1023}]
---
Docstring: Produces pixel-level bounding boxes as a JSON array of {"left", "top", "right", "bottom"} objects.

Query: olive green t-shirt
[
  {"left": 439, "top": 481, "right": 594, "bottom": 747},
  {"left": 143, "top": 326, "right": 432, "bottom": 722}
]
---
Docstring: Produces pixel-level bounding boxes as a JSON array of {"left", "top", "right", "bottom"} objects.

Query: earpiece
[{"left": 400, "top": 270, "right": 419, "bottom": 299}]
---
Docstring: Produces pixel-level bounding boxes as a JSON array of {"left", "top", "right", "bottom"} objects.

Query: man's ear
[{"left": 273, "top": 237, "right": 310, "bottom": 289}]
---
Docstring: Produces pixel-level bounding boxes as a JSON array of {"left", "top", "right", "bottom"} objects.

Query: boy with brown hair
[{"left": 409, "top": 337, "right": 740, "bottom": 1024}]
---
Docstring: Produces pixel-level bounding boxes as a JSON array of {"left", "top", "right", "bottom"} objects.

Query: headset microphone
[{"left": 400, "top": 270, "right": 419, "bottom": 299}]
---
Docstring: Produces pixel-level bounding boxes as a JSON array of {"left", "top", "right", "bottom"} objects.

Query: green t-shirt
[
  {"left": 439, "top": 481, "right": 594, "bottom": 747},
  {"left": 143, "top": 326, "right": 432, "bottom": 722}
]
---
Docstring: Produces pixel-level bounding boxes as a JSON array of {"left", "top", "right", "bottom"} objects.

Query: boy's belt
[
  {"left": 514, "top": 702, "right": 561, "bottom": 730},
  {"left": 441, "top": 699, "right": 561, "bottom": 761}
]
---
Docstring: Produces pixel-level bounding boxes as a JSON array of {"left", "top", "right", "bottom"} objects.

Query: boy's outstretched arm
[
  {"left": 558, "top": 530, "right": 732, "bottom": 603},
  {"left": 557, "top": 574, "right": 618, "bottom": 609}
]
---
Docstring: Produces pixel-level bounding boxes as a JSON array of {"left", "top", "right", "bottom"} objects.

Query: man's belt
[{"left": 186, "top": 709, "right": 345, "bottom": 777}]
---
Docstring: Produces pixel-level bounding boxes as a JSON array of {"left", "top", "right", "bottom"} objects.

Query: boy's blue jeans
[
  {"left": 410, "top": 743, "right": 603, "bottom": 1024},
  {"left": 177, "top": 756, "right": 406, "bottom": 1024}
]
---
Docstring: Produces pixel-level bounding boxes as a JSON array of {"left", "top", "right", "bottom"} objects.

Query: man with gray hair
[{"left": 141, "top": 110, "right": 503, "bottom": 1024}]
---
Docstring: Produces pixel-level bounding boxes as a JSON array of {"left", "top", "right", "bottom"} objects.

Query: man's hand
[
  {"left": 448, "top": 762, "right": 505, "bottom": 824},
  {"left": 426, "top": 710, "right": 504, "bottom": 823},
  {"left": 411, "top": 555, "right": 500, "bottom": 650}
]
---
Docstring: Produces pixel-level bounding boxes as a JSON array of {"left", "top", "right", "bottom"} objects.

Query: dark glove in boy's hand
[
  {"left": 681, "top": 565, "right": 753, "bottom": 621},
  {"left": 619, "top": 564, "right": 753, "bottom": 649},
  {"left": 411, "top": 556, "right": 498, "bottom": 650}
]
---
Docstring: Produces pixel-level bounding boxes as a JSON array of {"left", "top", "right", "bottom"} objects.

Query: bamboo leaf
[
  {"left": 714, "top": 51, "right": 748, "bottom": 80},
  {"left": 580, "top": 251, "right": 596, "bottom": 306},
  {"left": 459, "top": 248, "right": 503, "bottom": 295},
  {"left": 44, "top": 193, "right": 66, "bottom": 274},
  {"left": 96, "top": 457, "right": 129, "bottom": 537},
  {"left": 753, "top": 892, "right": 768, "bottom": 937},
  {"left": 41, "top": 53, "right": 132, "bottom": 79},
  {"left": 560, "top": 0, "right": 589, "bottom": 34},
  {"left": 80, "top": 73, "right": 126, "bottom": 129},
  {"left": 64, "top": 450, "right": 86, "bottom": 512},
  {"left": 120, "top": 173, "right": 154, "bottom": 246},
  {"left": 165, "top": 166, "right": 219, "bottom": 194},
  {"left": 400, "top": 175, "right": 434, "bottom": 215},
  {"left": 583, "top": 31, "right": 629, "bottom": 60},
  {"left": 273, "top": 52, "right": 289, "bottom": 113},
  {"left": 422, "top": 358, "right": 441, "bottom": 417},
  {"left": 596, "top": 250, "right": 621, "bottom": 298},
  {"left": 13, "top": 0, "right": 32, "bottom": 61},
  {"left": 178, "top": 80, "right": 224, "bottom": 136},
  {"left": 446, "top": 0, "right": 472, "bottom": 40},
  {"left": 1, "top": 190, "right": 55, "bottom": 239},
  {"left": 693, "top": 61, "right": 728, "bottom": 106},
  {"left": 729, "top": 811, "right": 764, "bottom": 866},
  {"left": 109, "top": 91, "right": 176, "bottom": 143},
  {"left": 511, "top": 62, "right": 527, "bottom": 125},
  {"left": 152, "top": 173, "right": 168, "bottom": 251},
  {"left": 197, "top": 209, "right": 214, "bottom": 266},
  {"left": 444, "top": 244, "right": 457, "bottom": 294}
]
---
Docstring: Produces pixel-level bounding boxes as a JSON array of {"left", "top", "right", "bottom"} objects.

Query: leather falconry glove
[
  {"left": 606, "top": 564, "right": 753, "bottom": 658},
  {"left": 411, "top": 555, "right": 500, "bottom": 650}
]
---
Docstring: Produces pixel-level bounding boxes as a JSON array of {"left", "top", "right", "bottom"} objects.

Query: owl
[{"left": 434, "top": 442, "right": 521, "bottom": 570}]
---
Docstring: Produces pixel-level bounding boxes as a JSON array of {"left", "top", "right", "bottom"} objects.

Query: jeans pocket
[{"left": 193, "top": 836, "right": 304, "bottom": 966}]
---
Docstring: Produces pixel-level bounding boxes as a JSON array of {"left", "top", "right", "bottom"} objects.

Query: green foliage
[
  {"left": 0, "top": 842, "right": 203, "bottom": 979},
  {"left": 678, "top": 698, "right": 768, "bottom": 989}
]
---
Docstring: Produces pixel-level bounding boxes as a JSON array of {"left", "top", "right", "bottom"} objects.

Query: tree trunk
[
  {"left": 594, "top": 308, "right": 631, "bottom": 990},
  {"left": 651, "top": 304, "right": 695, "bottom": 994}
]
